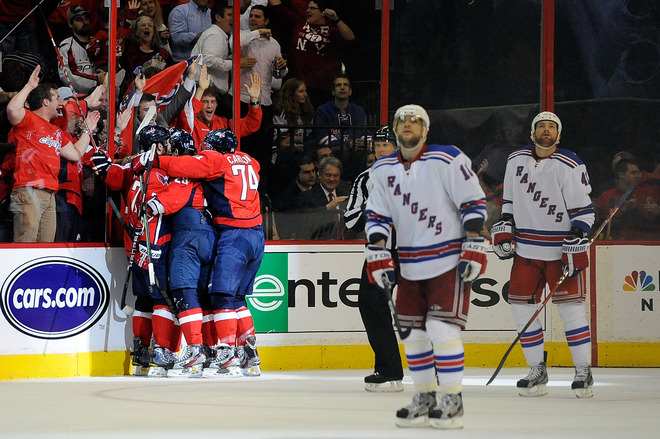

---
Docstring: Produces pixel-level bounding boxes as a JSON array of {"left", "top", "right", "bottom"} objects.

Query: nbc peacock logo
[{"left": 622, "top": 270, "right": 656, "bottom": 292}]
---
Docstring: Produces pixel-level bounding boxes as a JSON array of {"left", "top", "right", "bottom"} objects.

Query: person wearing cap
[
  {"left": 491, "top": 111, "right": 596, "bottom": 399},
  {"left": 344, "top": 126, "right": 404, "bottom": 392},
  {"left": 364, "top": 105, "right": 488, "bottom": 429},
  {"left": 57, "top": 5, "right": 106, "bottom": 95}
]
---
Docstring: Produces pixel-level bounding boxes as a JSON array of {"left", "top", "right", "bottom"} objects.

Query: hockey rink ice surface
[{"left": 1, "top": 367, "right": 659, "bottom": 438}]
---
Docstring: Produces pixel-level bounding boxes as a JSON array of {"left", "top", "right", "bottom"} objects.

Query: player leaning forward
[
  {"left": 365, "top": 105, "right": 488, "bottom": 429},
  {"left": 491, "top": 111, "right": 595, "bottom": 398}
]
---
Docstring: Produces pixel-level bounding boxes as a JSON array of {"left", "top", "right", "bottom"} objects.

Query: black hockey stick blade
[{"left": 381, "top": 275, "right": 414, "bottom": 340}]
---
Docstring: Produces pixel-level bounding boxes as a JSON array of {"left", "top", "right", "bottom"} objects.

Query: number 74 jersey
[{"left": 158, "top": 150, "right": 262, "bottom": 229}]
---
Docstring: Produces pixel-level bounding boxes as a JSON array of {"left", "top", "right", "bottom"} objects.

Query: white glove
[
  {"left": 457, "top": 236, "right": 488, "bottom": 283},
  {"left": 491, "top": 220, "right": 515, "bottom": 259},
  {"left": 365, "top": 245, "right": 396, "bottom": 289},
  {"left": 561, "top": 237, "right": 589, "bottom": 277},
  {"left": 146, "top": 198, "right": 165, "bottom": 216}
]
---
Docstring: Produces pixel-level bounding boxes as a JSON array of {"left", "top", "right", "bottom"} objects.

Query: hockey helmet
[
  {"left": 169, "top": 127, "right": 196, "bottom": 156},
  {"left": 530, "top": 111, "right": 562, "bottom": 137},
  {"left": 204, "top": 129, "right": 238, "bottom": 154},
  {"left": 374, "top": 126, "right": 397, "bottom": 144},
  {"left": 137, "top": 125, "right": 170, "bottom": 153},
  {"left": 393, "top": 104, "right": 430, "bottom": 131}
]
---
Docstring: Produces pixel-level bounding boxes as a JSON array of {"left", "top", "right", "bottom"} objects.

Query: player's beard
[
  {"left": 398, "top": 133, "right": 424, "bottom": 150},
  {"left": 534, "top": 133, "right": 558, "bottom": 150}
]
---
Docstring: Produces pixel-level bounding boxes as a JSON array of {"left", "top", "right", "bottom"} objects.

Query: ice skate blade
[
  {"left": 168, "top": 366, "right": 203, "bottom": 378},
  {"left": 518, "top": 384, "right": 548, "bottom": 397},
  {"left": 395, "top": 415, "right": 429, "bottom": 428},
  {"left": 147, "top": 367, "right": 169, "bottom": 377},
  {"left": 365, "top": 380, "right": 404, "bottom": 392},
  {"left": 242, "top": 365, "right": 261, "bottom": 377},
  {"left": 574, "top": 387, "right": 594, "bottom": 398},
  {"left": 132, "top": 365, "right": 149, "bottom": 376},
  {"left": 202, "top": 366, "right": 243, "bottom": 378},
  {"left": 429, "top": 416, "right": 464, "bottom": 430}
]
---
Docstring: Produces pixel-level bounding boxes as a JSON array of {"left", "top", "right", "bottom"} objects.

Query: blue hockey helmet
[
  {"left": 204, "top": 129, "right": 238, "bottom": 154},
  {"left": 168, "top": 127, "right": 196, "bottom": 156},
  {"left": 137, "top": 125, "right": 170, "bottom": 153}
]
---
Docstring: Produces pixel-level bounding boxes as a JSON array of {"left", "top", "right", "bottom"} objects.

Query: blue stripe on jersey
[
  {"left": 460, "top": 198, "right": 487, "bottom": 219},
  {"left": 398, "top": 238, "right": 463, "bottom": 264},
  {"left": 515, "top": 227, "right": 566, "bottom": 247}
]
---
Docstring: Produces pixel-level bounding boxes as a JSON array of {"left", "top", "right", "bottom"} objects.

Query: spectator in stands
[
  {"left": 88, "top": 4, "right": 132, "bottom": 72},
  {"left": 6, "top": 66, "right": 100, "bottom": 242},
  {"left": 0, "top": 0, "right": 39, "bottom": 54},
  {"left": 267, "top": 0, "right": 355, "bottom": 108},
  {"left": 179, "top": 63, "right": 262, "bottom": 150},
  {"left": 168, "top": 0, "right": 212, "bottom": 62},
  {"left": 119, "top": 15, "right": 175, "bottom": 96},
  {"left": 273, "top": 154, "right": 316, "bottom": 212},
  {"left": 299, "top": 155, "right": 350, "bottom": 240},
  {"left": 235, "top": 5, "right": 287, "bottom": 176},
  {"left": 57, "top": 5, "right": 107, "bottom": 95},
  {"left": 596, "top": 158, "right": 660, "bottom": 240},
  {"left": 314, "top": 74, "right": 368, "bottom": 181},
  {"left": 191, "top": 3, "right": 235, "bottom": 118}
]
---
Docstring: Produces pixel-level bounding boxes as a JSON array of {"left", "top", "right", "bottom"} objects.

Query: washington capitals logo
[
  {"left": 622, "top": 270, "right": 655, "bottom": 292},
  {"left": 156, "top": 173, "right": 170, "bottom": 186}
]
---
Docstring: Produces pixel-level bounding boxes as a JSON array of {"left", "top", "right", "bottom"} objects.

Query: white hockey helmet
[
  {"left": 393, "top": 104, "right": 430, "bottom": 131},
  {"left": 530, "top": 111, "right": 562, "bottom": 137}
]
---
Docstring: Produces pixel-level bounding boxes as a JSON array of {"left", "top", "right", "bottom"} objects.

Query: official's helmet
[
  {"left": 204, "top": 129, "right": 238, "bottom": 154},
  {"left": 374, "top": 126, "right": 396, "bottom": 144},
  {"left": 137, "top": 125, "right": 170, "bottom": 153},
  {"left": 169, "top": 127, "right": 196, "bottom": 156}
]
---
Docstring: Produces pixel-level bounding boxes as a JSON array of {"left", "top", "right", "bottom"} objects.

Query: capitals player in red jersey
[
  {"left": 155, "top": 129, "right": 263, "bottom": 377},
  {"left": 491, "top": 111, "right": 595, "bottom": 398},
  {"left": 365, "top": 105, "right": 488, "bottom": 429},
  {"left": 96, "top": 125, "right": 184, "bottom": 376}
]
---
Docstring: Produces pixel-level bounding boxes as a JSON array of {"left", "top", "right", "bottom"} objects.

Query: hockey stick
[
  {"left": 486, "top": 184, "right": 635, "bottom": 385},
  {"left": 111, "top": 106, "right": 157, "bottom": 315},
  {"left": 37, "top": 6, "right": 100, "bottom": 151},
  {"left": 381, "top": 275, "right": 413, "bottom": 340},
  {"left": 107, "top": 195, "right": 136, "bottom": 315}
]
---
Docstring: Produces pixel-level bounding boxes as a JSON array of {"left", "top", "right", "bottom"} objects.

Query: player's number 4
[{"left": 232, "top": 164, "right": 259, "bottom": 200}]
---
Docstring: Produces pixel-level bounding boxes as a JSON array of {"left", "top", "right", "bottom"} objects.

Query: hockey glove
[
  {"left": 561, "top": 237, "right": 589, "bottom": 277},
  {"left": 127, "top": 208, "right": 144, "bottom": 238},
  {"left": 365, "top": 245, "right": 396, "bottom": 289},
  {"left": 146, "top": 197, "right": 165, "bottom": 217},
  {"left": 491, "top": 220, "right": 515, "bottom": 259},
  {"left": 458, "top": 236, "right": 488, "bottom": 283},
  {"left": 131, "top": 151, "right": 159, "bottom": 175},
  {"left": 91, "top": 149, "right": 112, "bottom": 177}
]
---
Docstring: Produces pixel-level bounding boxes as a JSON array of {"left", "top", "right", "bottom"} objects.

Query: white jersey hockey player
[
  {"left": 491, "top": 111, "right": 596, "bottom": 399},
  {"left": 364, "top": 104, "right": 488, "bottom": 430}
]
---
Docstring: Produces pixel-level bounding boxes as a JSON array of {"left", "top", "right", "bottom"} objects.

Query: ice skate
[
  {"left": 168, "top": 344, "right": 206, "bottom": 378},
  {"left": 131, "top": 337, "right": 150, "bottom": 376},
  {"left": 202, "top": 344, "right": 242, "bottom": 378},
  {"left": 364, "top": 372, "right": 403, "bottom": 392},
  {"left": 572, "top": 365, "right": 594, "bottom": 398},
  {"left": 238, "top": 335, "right": 261, "bottom": 377},
  {"left": 148, "top": 346, "right": 175, "bottom": 377},
  {"left": 517, "top": 362, "right": 548, "bottom": 396},
  {"left": 395, "top": 391, "right": 436, "bottom": 428},
  {"left": 429, "top": 393, "right": 464, "bottom": 429}
]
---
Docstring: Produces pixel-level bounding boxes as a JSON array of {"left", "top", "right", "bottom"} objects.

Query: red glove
[
  {"left": 365, "top": 245, "right": 396, "bottom": 289},
  {"left": 457, "top": 236, "right": 488, "bottom": 283},
  {"left": 561, "top": 237, "right": 589, "bottom": 277}
]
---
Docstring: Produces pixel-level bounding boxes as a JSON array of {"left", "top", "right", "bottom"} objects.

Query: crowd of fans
[{"left": 0, "top": 0, "right": 658, "bottom": 244}]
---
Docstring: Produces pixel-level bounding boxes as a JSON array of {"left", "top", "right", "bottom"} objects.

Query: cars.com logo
[{"left": 0, "top": 257, "right": 109, "bottom": 339}]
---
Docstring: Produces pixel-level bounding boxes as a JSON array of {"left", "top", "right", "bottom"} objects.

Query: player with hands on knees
[
  {"left": 496, "top": 111, "right": 595, "bottom": 399},
  {"left": 365, "top": 104, "right": 487, "bottom": 430}
]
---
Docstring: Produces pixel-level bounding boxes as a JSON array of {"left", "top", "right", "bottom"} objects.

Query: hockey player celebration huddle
[{"left": 3, "top": 3, "right": 625, "bottom": 432}]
